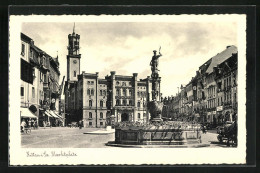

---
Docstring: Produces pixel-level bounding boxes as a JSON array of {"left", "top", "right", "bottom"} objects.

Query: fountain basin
[{"left": 114, "top": 128, "right": 201, "bottom": 145}]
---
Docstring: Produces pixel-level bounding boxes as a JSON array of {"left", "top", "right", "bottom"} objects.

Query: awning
[
  {"left": 44, "top": 110, "right": 53, "bottom": 117},
  {"left": 20, "top": 108, "right": 38, "bottom": 119},
  {"left": 49, "top": 110, "right": 60, "bottom": 118}
]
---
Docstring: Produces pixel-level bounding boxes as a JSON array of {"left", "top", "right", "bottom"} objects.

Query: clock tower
[{"left": 67, "top": 23, "right": 81, "bottom": 82}]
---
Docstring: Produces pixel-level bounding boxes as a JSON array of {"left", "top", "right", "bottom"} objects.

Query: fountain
[{"left": 106, "top": 49, "right": 207, "bottom": 147}]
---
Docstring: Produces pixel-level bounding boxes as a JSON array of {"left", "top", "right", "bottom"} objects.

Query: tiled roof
[{"left": 206, "top": 45, "right": 237, "bottom": 74}]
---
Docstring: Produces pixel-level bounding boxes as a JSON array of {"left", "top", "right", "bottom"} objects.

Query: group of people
[{"left": 20, "top": 118, "right": 38, "bottom": 132}]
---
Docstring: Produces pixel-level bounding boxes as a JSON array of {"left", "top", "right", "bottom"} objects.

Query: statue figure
[{"left": 150, "top": 48, "right": 162, "bottom": 79}]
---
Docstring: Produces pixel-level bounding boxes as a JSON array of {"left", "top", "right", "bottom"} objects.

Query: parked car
[{"left": 217, "top": 121, "right": 237, "bottom": 146}]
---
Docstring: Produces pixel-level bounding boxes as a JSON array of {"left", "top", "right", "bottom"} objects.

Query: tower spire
[{"left": 73, "top": 22, "right": 75, "bottom": 34}]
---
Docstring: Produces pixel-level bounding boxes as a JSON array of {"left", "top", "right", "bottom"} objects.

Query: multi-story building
[
  {"left": 20, "top": 33, "right": 62, "bottom": 127},
  {"left": 64, "top": 28, "right": 158, "bottom": 128},
  {"left": 20, "top": 33, "right": 40, "bottom": 121},
  {"left": 204, "top": 45, "right": 237, "bottom": 124},
  {"left": 163, "top": 45, "right": 238, "bottom": 124}
]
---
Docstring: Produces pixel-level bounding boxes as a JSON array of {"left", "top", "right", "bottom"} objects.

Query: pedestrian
[
  {"left": 28, "top": 118, "right": 31, "bottom": 128},
  {"left": 21, "top": 119, "right": 26, "bottom": 132},
  {"left": 79, "top": 120, "right": 82, "bottom": 129}
]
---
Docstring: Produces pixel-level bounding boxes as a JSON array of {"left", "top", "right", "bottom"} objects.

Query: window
[
  {"left": 91, "top": 89, "right": 94, "bottom": 95},
  {"left": 21, "top": 87, "right": 24, "bottom": 96},
  {"left": 138, "top": 113, "right": 140, "bottom": 119},
  {"left": 123, "top": 100, "right": 126, "bottom": 106},
  {"left": 234, "top": 93, "right": 237, "bottom": 103},
  {"left": 21, "top": 44, "right": 25, "bottom": 55},
  {"left": 129, "top": 100, "right": 132, "bottom": 106},
  {"left": 137, "top": 102, "right": 140, "bottom": 107},
  {"left": 32, "top": 87, "right": 35, "bottom": 98},
  {"left": 87, "top": 89, "right": 90, "bottom": 95},
  {"left": 89, "top": 100, "right": 92, "bottom": 107},
  {"left": 123, "top": 89, "right": 126, "bottom": 96},
  {"left": 100, "top": 112, "right": 103, "bottom": 119},
  {"left": 100, "top": 122, "right": 103, "bottom": 126},
  {"left": 100, "top": 90, "right": 102, "bottom": 96},
  {"left": 129, "top": 90, "right": 132, "bottom": 96},
  {"left": 137, "top": 92, "right": 140, "bottom": 97},
  {"left": 116, "top": 89, "right": 119, "bottom": 96},
  {"left": 100, "top": 100, "right": 103, "bottom": 107},
  {"left": 143, "top": 113, "right": 146, "bottom": 117},
  {"left": 116, "top": 99, "right": 120, "bottom": 105},
  {"left": 103, "top": 90, "right": 106, "bottom": 96},
  {"left": 74, "top": 71, "right": 76, "bottom": 77},
  {"left": 89, "top": 122, "right": 92, "bottom": 126},
  {"left": 89, "top": 112, "right": 92, "bottom": 118}
]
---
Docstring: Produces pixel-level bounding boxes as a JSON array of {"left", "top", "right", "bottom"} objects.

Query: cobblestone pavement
[{"left": 21, "top": 127, "right": 235, "bottom": 148}]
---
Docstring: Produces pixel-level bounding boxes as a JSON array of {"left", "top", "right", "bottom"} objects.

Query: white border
[{"left": 9, "top": 14, "right": 246, "bottom": 165}]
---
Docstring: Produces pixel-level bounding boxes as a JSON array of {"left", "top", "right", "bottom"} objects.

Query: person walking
[{"left": 21, "top": 119, "right": 26, "bottom": 132}]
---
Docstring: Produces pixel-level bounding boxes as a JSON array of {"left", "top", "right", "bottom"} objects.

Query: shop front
[
  {"left": 20, "top": 107, "right": 38, "bottom": 128},
  {"left": 216, "top": 106, "right": 224, "bottom": 124}
]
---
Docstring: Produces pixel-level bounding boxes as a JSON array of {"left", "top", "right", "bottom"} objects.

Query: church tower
[{"left": 67, "top": 23, "right": 81, "bottom": 82}]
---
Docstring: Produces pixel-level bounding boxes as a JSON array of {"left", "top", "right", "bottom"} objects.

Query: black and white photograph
[{"left": 9, "top": 14, "right": 247, "bottom": 165}]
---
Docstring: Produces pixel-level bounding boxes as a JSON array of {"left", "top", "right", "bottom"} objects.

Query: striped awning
[
  {"left": 45, "top": 110, "right": 53, "bottom": 117},
  {"left": 49, "top": 110, "right": 60, "bottom": 118}
]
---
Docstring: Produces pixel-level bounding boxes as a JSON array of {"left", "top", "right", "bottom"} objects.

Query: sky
[{"left": 22, "top": 21, "right": 237, "bottom": 97}]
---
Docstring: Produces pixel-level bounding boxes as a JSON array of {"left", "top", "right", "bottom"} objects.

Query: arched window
[
  {"left": 87, "top": 89, "right": 90, "bottom": 95},
  {"left": 116, "top": 89, "right": 119, "bottom": 96},
  {"left": 116, "top": 99, "right": 120, "bottom": 106},
  {"left": 137, "top": 92, "right": 140, "bottom": 97},
  {"left": 89, "top": 100, "right": 92, "bottom": 107},
  {"left": 123, "top": 89, "right": 126, "bottom": 96},
  {"left": 89, "top": 112, "right": 92, "bottom": 118},
  {"left": 74, "top": 71, "right": 76, "bottom": 77},
  {"left": 143, "top": 113, "right": 146, "bottom": 117},
  {"left": 137, "top": 102, "right": 140, "bottom": 107},
  {"left": 100, "top": 100, "right": 103, "bottom": 107},
  {"left": 100, "top": 112, "right": 103, "bottom": 119},
  {"left": 100, "top": 90, "right": 102, "bottom": 96},
  {"left": 91, "top": 89, "right": 94, "bottom": 95},
  {"left": 143, "top": 101, "right": 146, "bottom": 107},
  {"left": 138, "top": 113, "right": 141, "bottom": 119},
  {"left": 103, "top": 90, "right": 106, "bottom": 96},
  {"left": 123, "top": 100, "right": 126, "bottom": 106},
  {"left": 129, "top": 100, "right": 132, "bottom": 106}
]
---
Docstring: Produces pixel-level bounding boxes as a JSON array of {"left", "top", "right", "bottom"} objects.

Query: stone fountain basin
[{"left": 114, "top": 128, "right": 201, "bottom": 145}]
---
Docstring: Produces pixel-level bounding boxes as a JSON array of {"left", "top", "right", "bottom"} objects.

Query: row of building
[
  {"left": 162, "top": 45, "right": 238, "bottom": 125},
  {"left": 20, "top": 33, "right": 65, "bottom": 127}
]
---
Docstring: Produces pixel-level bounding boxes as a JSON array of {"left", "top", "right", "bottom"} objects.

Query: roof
[
  {"left": 206, "top": 45, "right": 237, "bottom": 74},
  {"left": 21, "top": 33, "right": 32, "bottom": 43}
]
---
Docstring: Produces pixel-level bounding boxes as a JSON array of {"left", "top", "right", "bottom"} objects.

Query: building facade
[
  {"left": 64, "top": 29, "right": 158, "bottom": 128},
  {"left": 162, "top": 45, "right": 238, "bottom": 125},
  {"left": 20, "top": 33, "right": 62, "bottom": 127}
]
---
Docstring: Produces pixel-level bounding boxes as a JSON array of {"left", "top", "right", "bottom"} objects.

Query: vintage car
[{"left": 217, "top": 121, "right": 237, "bottom": 146}]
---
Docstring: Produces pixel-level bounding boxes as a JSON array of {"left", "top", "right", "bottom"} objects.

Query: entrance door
[{"left": 121, "top": 113, "right": 128, "bottom": 122}]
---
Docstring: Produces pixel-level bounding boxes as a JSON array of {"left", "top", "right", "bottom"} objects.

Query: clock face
[{"left": 73, "top": 60, "right": 77, "bottom": 64}]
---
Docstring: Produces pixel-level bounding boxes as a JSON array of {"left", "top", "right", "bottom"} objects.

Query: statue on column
[
  {"left": 147, "top": 47, "right": 164, "bottom": 122},
  {"left": 150, "top": 47, "right": 162, "bottom": 79}
]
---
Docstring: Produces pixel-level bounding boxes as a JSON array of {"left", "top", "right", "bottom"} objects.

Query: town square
[{"left": 19, "top": 20, "right": 238, "bottom": 148}]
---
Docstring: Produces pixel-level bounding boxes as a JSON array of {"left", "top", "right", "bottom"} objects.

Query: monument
[
  {"left": 107, "top": 48, "right": 204, "bottom": 147},
  {"left": 147, "top": 48, "right": 164, "bottom": 122}
]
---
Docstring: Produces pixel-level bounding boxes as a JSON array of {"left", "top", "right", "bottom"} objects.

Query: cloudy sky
[{"left": 22, "top": 21, "right": 237, "bottom": 97}]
